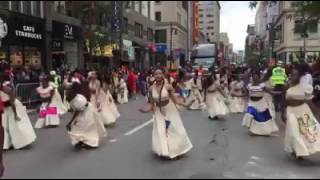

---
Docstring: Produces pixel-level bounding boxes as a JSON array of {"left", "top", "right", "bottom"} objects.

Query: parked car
[{"left": 313, "top": 72, "right": 320, "bottom": 106}]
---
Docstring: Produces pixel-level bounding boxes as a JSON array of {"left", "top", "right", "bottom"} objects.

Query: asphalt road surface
[{"left": 3, "top": 98, "right": 320, "bottom": 179}]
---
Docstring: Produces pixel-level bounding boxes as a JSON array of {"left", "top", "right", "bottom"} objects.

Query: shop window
[
  {"left": 24, "top": 47, "right": 41, "bottom": 67},
  {"left": 10, "top": 46, "right": 23, "bottom": 66}
]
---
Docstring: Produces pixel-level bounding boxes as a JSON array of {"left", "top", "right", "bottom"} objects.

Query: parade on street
[{"left": 1, "top": 1, "right": 320, "bottom": 179}]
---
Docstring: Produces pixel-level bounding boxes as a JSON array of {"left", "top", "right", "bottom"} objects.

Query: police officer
[{"left": 271, "top": 60, "right": 288, "bottom": 121}]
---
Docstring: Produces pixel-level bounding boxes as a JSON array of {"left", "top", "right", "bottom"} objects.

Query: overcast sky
[{"left": 220, "top": 1, "right": 256, "bottom": 52}]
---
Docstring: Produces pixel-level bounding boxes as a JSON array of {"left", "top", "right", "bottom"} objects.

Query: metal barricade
[{"left": 15, "top": 83, "right": 41, "bottom": 106}]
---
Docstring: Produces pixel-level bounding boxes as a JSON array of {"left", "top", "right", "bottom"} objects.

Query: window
[
  {"left": 155, "top": 29, "right": 167, "bottom": 43},
  {"left": 199, "top": 9, "right": 204, "bottom": 12},
  {"left": 294, "top": 20, "right": 318, "bottom": 35},
  {"left": 177, "top": 13, "right": 181, "bottom": 25},
  {"left": 135, "top": 22, "right": 143, "bottom": 38},
  {"left": 207, "top": 14, "right": 214, "bottom": 17},
  {"left": 211, "top": 32, "right": 214, "bottom": 36},
  {"left": 199, "top": 14, "right": 203, "bottom": 18},
  {"left": 308, "top": 20, "right": 318, "bottom": 33},
  {"left": 23, "top": 1, "right": 32, "bottom": 15},
  {"left": 155, "top": 11, "right": 161, "bottom": 22},
  {"left": 11, "top": 1, "right": 22, "bottom": 12},
  {"left": 199, "top": 21, "right": 203, "bottom": 24},
  {"left": 147, "top": 28, "right": 153, "bottom": 41},
  {"left": 123, "top": 18, "right": 128, "bottom": 34},
  {"left": 207, "top": 20, "right": 214, "bottom": 24},
  {"left": 207, "top": 26, "right": 214, "bottom": 30},
  {"left": 0, "top": 1, "right": 9, "bottom": 9}
]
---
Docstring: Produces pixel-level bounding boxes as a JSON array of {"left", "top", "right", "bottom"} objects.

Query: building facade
[
  {"left": 274, "top": 1, "right": 320, "bottom": 64},
  {"left": 199, "top": 1, "right": 220, "bottom": 44},
  {"left": 154, "top": 1, "right": 188, "bottom": 68}
]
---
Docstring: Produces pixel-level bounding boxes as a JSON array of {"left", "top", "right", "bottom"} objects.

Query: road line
[{"left": 124, "top": 119, "right": 153, "bottom": 136}]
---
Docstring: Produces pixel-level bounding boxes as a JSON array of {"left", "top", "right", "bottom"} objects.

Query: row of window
[
  {"left": 133, "top": 22, "right": 153, "bottom": 41},
  {"left": 0, "top": 1, "right": 41, "bottom": 17},
  {"left": 199, "top": 20, "right": 215, "bottom": 24},
  {"left": 199, "top": 14, "right": 214, "bottom": 18}
]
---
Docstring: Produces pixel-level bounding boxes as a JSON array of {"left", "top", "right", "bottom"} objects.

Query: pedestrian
[
  {"left": 284, "top": 65, "right": 320, "bottom": 160},
  {"left": 229, "top": 74, "right": 246, "bottom": 113},
  {"left": 139, "top": 68, "right": 193, "bottom": 160},
  {"left": 35, "top": 75, "right": 60, "bottom": 129},
  {"left": 204, "top": 71, "right": 229, "bottom": 120},
  {"left": 66, "top": 82, "right": 107, "bottom": 150},
  {"left": 49, "top": 74, "right": 68, "bottom": 116},
  {"left": 63, "top": 71, "right": 73, "bottom": 111},
  {"left": 117, "top": 73, "right": 129, "bottom": 104},
  {"left": 0, "top": 75, "right": 36, "bottom": 150},
  {"left": 300, "top": 62, "right": 313, "bottom": 86},
  {"left": 242, "top": 70, "right": 279, "bottom": 136}
]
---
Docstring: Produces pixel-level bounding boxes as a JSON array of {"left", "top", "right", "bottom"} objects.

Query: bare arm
[
  {"left": 139, "top": 89, "right": 154, "bottom": 113},
  {"left": 167, "top": 85, "right": 194, "bottom": 107}
]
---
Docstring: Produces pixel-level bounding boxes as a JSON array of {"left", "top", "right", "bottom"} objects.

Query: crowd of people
[{"left": 0, "top": 59, "right": 320, "bottom": 177}]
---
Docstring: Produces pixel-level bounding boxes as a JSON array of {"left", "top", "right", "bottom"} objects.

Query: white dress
[
  {"left": 35, "top": 85, "right": 60, "bottom": 129},
  {"left": 229, "top": 80, "right": 246, "bottom": 113},
  {"left": 0, "top": 91, "right": 36, "bottom": 150},
  {"left": 205, "top": 81, "right": 230, "bottom": 118},
  {"left": 69, "top": 94, "right": 107, "bottom": 147},
  {"left": 101, "top": 83, "right": 121, "bottom": 126},
  {"left": 242, "top": 83, "right": 279, "bottom": 135},
  {"left": 188, "top": 78, "right": 206, "bottom": 110},
  {"left": 284, "top": 84, "right": 320, "bottom": 157},
  {"left": 49, "top": 82, "right": 68, "bottom": 115},
  {"left": 264, "top": 79, "right": 276, "bottom": 119},
  {"left": 151, "top": 85, "right": 193, "bottom": 159},
  {"left": 63, "top": 79, "right": 73, "bottom": 110},
  {"left": 117, "top": 79, "right": 129, "bottom": 104},
  {"left": 90, "top": 80, "right": 119, "bottom": 126}
]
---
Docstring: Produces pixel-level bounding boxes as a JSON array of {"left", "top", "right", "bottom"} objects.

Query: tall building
[
  {"left": 154, "top": 1, "right": 188, "bottom": 68},
  {"left": 199, "top": 1, "right": 220, "bottom": 44}
]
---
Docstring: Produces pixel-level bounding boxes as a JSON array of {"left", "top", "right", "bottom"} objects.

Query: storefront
[
  {"left": 52, "top": 21, "right": 83, "bottom": 70},
  {"left": 0, "top": 10, "right": 45, "bottom": 69}
]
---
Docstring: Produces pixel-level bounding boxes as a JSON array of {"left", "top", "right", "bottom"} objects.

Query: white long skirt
[
  {"left": 68, "top": 103, "right": 107, "bottom": 147},
  {"left": 52, "top": 90, "right": 68, "bottom": 115},
  {"left": 188, "top": 89, "right": 206, "bottom": 110},
  {"left": 117, "top": 89, "right": 129, "bottom": 104},
  {"left": 285, "top": 104, "right": 320, "bottom": 157},
  {"left": 242, "top": 98, "right": 279, "bottom": 135},
  {"left": 35, "top": 102, "right": 60, "bottom": 129},
  {"left": 152, "top": 101, "right": 193, "bottom": 159},
  {"left": 2, "top": 100, "right": 37, "bottom": 150},
  {"left": 95, "top": 91, "right": 120, "bottom": 126},
  {"left": 206, "top": 92, "right": 229, "bottom": 118},
  {"left": 229, "top": 96, "right": 246, "bottom": 113}
]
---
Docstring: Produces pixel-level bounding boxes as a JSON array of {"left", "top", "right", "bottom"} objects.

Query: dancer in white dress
[
  {"left": 88, "top": 72, "right": 118, "bottom": 127},
  {"left": 284, "top": 66, "right": 320, "bottom": 160},
  {"left": 62, "top": 71, "right": 73, "bottom": 111},
  {"left": 242, "top": 70, "right": 279, "bottom": 136},
  {"left": 204, "top": 72, "right": 230, "bottom": 120},
  {"left": 66, "top": 82, "right": 107, "bottom": 149},
  {"left": 117, "top": 75, "right": 129, "bottom": 104},
  {"left": 35, "top": 76, "right": 61, "bottom": 129},
  {"left": 0, "top": 80, "right": 36, "bottom": 150},
  {"left": 49, "top": 76, "right": 67, "bottom": 116},
  {"left": 187, "top": 70, "right": 206, "bottom": 110},
  {"left": 139, "top": 68, "right": 193, "bottom": 160},
  {"left": 229, "top": 75, "right": 246, "bottom": 113},
  {"left": 101, "top": 74, "right": 120, "bottom": 127}
]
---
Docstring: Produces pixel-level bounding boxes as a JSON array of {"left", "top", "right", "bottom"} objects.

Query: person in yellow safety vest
[
  {"left": 50, "top": 70, "right": 61, "bottom": 88},
  {"left": 271, "top": 60, "right": 287, "bottom": 122},
  {"left": 271, "top": 61, "right": 287, "bottom": 86}
]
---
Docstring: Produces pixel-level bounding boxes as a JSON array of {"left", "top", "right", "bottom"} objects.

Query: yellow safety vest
[{"left": 271, "top": 67, "right": 287, "bottom": 86}]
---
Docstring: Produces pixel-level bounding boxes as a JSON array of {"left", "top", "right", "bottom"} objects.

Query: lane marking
[
  {"left": 124, "top": 119, "right": 153, "bottom": 136},
  {"left": 109, "top": 139, "right": 118, "bottom": 143}
]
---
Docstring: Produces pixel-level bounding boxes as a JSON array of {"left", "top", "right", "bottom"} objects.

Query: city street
[{"left": 3, "top": 98, "right": 320, "bottom": 179}]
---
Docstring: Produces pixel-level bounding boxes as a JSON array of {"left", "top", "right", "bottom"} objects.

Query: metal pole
[{"left": 170, "top": 23, "right": 173, "bottom": 70}]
